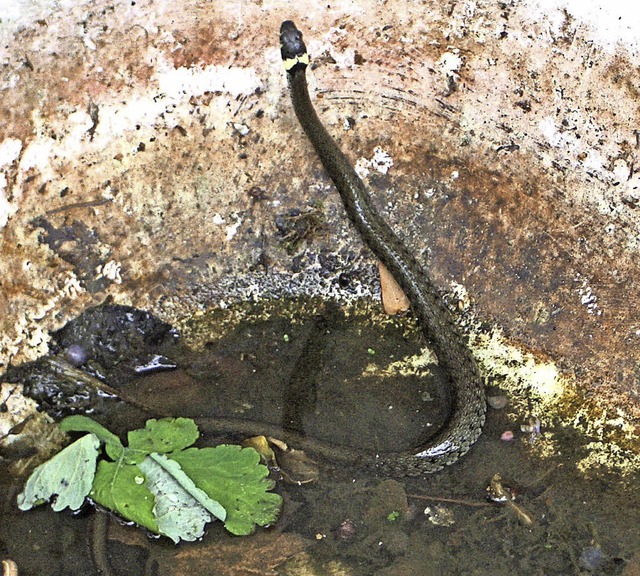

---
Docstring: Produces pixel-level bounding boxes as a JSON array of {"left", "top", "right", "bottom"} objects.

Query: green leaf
[
  {"left": 19, "top": 416, "right": 282, "bottom": 540},
  {"left": 147, "top": 453, "right": 226, "bottom": 521},
  {"left": 91, "top": 458, "right": 158, "bottom": 533},
  {"left": 139, "top": 453, "right": 226, "bottom": 543},
  {"left": 60, "top": 415, "right": 124, "bottom": 460},
  {"left": 17, "top": 433, "right": 100, "bottom": 512},
  {"left": 171, "top": 445, "right": 283, "bottom": 535},
  {"left": 127, "top": 418, "right": 199, "bottom": 457}
]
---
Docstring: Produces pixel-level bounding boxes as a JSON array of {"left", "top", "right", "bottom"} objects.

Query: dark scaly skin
[{"left": 279, "top": 21, "right": 486, "bottom": 475}]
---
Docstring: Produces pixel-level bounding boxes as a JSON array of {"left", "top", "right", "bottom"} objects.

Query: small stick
[{"left": 407, "top": 493, "right": 492, "bottom": 508}]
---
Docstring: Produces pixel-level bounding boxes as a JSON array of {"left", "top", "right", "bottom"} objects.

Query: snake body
[{"left": 279, "top": 21, "right": 485, "bottom": 475}]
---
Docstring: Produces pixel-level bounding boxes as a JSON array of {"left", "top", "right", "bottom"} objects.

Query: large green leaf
[
  {"left": 91, "top": 459, "right": 158, "bottom": 533},
  {"left": 139, "top": 453, "right": 226, "bottom": 543},
  {"left": 17, "top": 433, "right": 100, "bottom": 512},
  {"left": 171, "top": 445, "right": 283, "bottom": 535}
]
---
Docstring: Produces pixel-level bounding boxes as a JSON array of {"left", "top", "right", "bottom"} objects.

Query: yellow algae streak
[{"left": 470, "top": 326, "right": 638, "bottom": 475}]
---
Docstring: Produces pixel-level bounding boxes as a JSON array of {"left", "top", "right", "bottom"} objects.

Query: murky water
[{"left": 1, "top": 300, "right": 638, "bottom": 575}]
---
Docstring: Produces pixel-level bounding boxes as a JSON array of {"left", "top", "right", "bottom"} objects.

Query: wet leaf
[
  {"left": 139, "top": 453, "right": 225, "bottom": 543},
  {"left": 19, "top": 417, "right": 282, "bottom": 541},
  {"left": 17, "top": 433, "right": 100, "bottom": 512},
  {"left": 128, "top": 418, "right": 199, "bottom": 457},
  {"left": 171, "top": 444, "right": 283, "bottom": 535},
  {"left": 91, "top": 458, "right": 158, "bottom": 533}
]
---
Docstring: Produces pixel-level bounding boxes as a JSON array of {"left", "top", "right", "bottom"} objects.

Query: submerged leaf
[
  {"left": 170, "top": 531, "right": 311, "bottom": 576},
  {"left": 140, "top": 453, "right": 225, "bottom": 543},
  {"left": 91, "top": 459, "right": 158, "bottom": 533},
  {"left": 269, "top": 439, "right": 319, "bottom": 485},
  {"left": 17, "top": 433, "right": 100, "bottom": 512},
  {"left": 171, "top": 445, "right": 283, "bottom": 535}
]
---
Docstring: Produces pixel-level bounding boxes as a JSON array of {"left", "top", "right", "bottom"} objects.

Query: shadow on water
[{"left": 1, "top": 300, "right": 638, "bottom": 575}]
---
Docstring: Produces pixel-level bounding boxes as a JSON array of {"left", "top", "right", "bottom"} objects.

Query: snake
[
  {"left": 107, "top": 22, "right": 485, "bottom": 476},
  {"left": 277, "top": 21, "right": 486, "bottom": 475}
]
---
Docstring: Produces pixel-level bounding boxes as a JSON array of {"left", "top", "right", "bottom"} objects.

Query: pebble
[
  {"left": 334, "top": 519, "right": 357, "bottom": 541},
  {"left": 487, "top": 394, "right": 508, "bottom": 410},
  {"left": 579, "top": 546, "right": 605, "bottom": 572},
  {"left": 64, "top": 344, "right": 89, "bottom": 366},
  {"left": 500, "top": 430, "right": 515, "bottom": 441}
]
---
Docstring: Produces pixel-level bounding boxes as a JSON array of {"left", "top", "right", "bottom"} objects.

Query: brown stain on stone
[
  {"left": 1, "top": 3, "right": 639, "bottom": 441},
  {"left": 169, "top": 24, "right": 236, "bottom": 69},
  {"left": 382, "top": 142, "right": 640, "bottom": 419}
]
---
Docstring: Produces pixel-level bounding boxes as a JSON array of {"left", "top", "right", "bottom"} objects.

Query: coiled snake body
[{"left": 279, "top": 21, "right": 486, "bottom": 475}]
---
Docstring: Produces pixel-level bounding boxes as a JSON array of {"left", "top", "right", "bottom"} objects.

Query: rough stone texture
[{"left": 1, "top": 3, "right": 638, "bottom": 452}]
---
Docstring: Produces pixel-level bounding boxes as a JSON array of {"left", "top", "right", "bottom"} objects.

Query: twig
[
  {"left": 45, "top": 198, "right": 112, "bottom": 215},
  {"left": 92, "top": 512, "right": 115, "bottom": 576},
  {"left": 407, "top": 493, "right": 492, "bottom": 508}
]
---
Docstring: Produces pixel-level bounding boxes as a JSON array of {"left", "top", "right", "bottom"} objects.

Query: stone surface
[{"left": 1, "top": 1, "right": 638, "bottom": 467}]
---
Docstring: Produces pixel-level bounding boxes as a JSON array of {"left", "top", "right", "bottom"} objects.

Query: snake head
[{"left": 280, "top": 20, "right": 310, "bottom": 72}]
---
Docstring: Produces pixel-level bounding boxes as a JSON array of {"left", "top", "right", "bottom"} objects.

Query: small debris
[
  {"left": 424, "top": 505, "right": 455, "bottom": 527},
  {"left": 2, "top": 559, "right": 18, "bottom": 576},
  {"left": 232, "top": 122, "right": 250, "bottom": 137},
  {"left": 520, "top": 417, "right": 541, "bottom": 443},
  {"left": 500, "top": 430, "right": 515, "bottom": 442},
  {"left": 274, "top": 206, "right": 324, "bottom": 253},
  {"left": 486, "top": 473, "right": 533, "bottom": 526},
  {"left": 378, "top": 261, "right": 410, "bottom": 315}
]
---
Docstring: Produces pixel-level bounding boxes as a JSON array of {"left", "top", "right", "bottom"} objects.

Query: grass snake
[{"left": 277, "top": 21, "right": 486, "bottom": 475}]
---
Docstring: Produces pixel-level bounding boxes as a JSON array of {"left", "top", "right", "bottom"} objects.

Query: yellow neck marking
[{"left": 283, "top": 52, "right": 310, "bottom": 71}]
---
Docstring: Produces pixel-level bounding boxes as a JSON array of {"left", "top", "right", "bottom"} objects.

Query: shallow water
[{"left": 1, "top": 299, "right": 638, "bottom": 575}]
